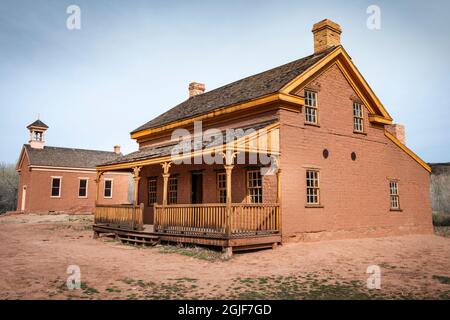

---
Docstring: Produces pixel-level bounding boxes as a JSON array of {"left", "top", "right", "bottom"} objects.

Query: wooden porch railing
[
  {"left": 154, "top": 203, "right": 280, "bottom": 238},
  {"left": 94, "top": 203, "right": 144, "bottom": 231}
]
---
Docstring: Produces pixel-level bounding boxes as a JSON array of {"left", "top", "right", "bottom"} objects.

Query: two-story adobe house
[
  {"left": 16, "top": 119, "right": 132, "bottom": 214},
  {"left": 93, "top": 19, "right": 433, "bottom": 253}
]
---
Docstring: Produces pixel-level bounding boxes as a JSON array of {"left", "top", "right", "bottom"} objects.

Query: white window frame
[
  {"left": 306, "top": 170, "right": 320, "bottom": 205},
  {"left": 78, "top": 178, "right": 89, "bottom": 199},
  {"left": 389, "top": 180, "right": 400, "bottom": 210},
  {"left": 50, "top": 176, "right": 62, "bottom": 198},
  {"left": 103, "top": 178, "right": 113, "bottom": 199},
  {"left": 353, "top": 102, "right": 364, "bottom": 133},
  {"left": 305, "top": 90, "right": 318, "bottom": 125}
]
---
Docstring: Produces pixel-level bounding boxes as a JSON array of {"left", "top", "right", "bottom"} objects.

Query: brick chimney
[
  {"left": 114, "top": 145, "right": 121, "bottom": 154},
  {"left": 189, "top": 82, "right": 205, "bottom": 98},
  {"left": 312, "top": 19, "right": 342, "bottom": 53},
  {"left": 386, "top": 124, "right": 406, "bottom": 144}
]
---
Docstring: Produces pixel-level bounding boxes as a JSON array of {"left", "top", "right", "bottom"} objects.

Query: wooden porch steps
[{"left": 93, "top": 224, "right": 159, "bottom": 247}]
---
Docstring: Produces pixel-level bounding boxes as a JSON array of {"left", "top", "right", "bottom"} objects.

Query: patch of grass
[
  {"left": 379, "top": 263, "right": 397, "bottom": 270},
  {"left": 80, "top": 282, "right": 99, "bottom": 295},
  {"left": 157, "top": 244, "right": 226, "bottom": 261},
  {"left": 433, "top": 275, "right": 450, "bottom": 285}
]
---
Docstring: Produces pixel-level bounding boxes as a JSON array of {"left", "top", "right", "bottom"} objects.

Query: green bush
[{"left": 433, "top": 212, "right": 450, "bottom": 226}]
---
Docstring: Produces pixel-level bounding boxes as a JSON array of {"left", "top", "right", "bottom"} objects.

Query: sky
[{"left": 0, "top": 0, "right": 449, "bottom": 164}]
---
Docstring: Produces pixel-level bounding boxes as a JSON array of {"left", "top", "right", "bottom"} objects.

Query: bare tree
[{"left": 0, "top": 163, "right": 18, "bottom": 214}]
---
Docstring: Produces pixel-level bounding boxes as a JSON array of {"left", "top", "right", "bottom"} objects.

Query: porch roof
[{"left": 98, "top": 120, "right": 279, "bottom": 171}]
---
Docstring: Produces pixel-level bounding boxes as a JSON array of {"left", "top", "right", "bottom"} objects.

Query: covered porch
[{"left": 93, "top": 122, "right": 282, "bottom": 252}]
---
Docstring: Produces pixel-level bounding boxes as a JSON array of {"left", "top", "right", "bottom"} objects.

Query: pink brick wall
[
  {"left": 17, "top": 153, "right": 131, "bottom": 214},
  {"left": 279, "top": 64, "right": 433, "bottom": 241}
]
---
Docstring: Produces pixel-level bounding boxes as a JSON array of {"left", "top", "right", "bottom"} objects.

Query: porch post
[
  {"left": 94, "top": 171, "right": 104, "bottom": 205},
  {"left": 224, "top": 164, "right": 234, "bottom": 237},
  {"left": 132, "top": 166, "right": 142, "bottom": 206},
  {"left": 276, "top": 168, "right": 282, "bottom": 204},
  {"left": 161, "top": 162, "right": 172, "bottom": 206}
]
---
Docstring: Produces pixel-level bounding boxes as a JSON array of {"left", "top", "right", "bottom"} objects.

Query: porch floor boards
[{"left": 93, "top": 223, "right": 281, "bottom": 252}]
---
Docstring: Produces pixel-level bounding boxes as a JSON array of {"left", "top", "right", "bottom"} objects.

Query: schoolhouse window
[
  {"left": 168, "top": 177, "right": 178, "bottom": 204},
  {"left": 305, "top": 90, "right": 318, "bottom": 124},
  {"left": 148, "top": 178, "right": 157, "bottom": 205},
  {"left": 51, "top": 177, "right": 61, "bottom": 198},
  {"left": 247, "top": 170, "right": 263, "bottom": 204},
  {"left": 306, "top": 170, "right": 320, "bottom": 205},
  {"left": 104, "top": 179, "right": 113, "bottom": 198},
  {"left": 353, "top": 102, "right": 364, "bottom": 132},
  {"left": 389, "top": 181, "right": 400, "bottom": 210},
  {"left": 78, "top": 179, "right": 88, "bottom": 198},
  {"left": 217, "top": 172, "right": 227, "bottom": 203}
]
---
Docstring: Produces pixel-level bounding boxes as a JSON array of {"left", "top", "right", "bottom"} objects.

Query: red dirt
[{"left": 0, "top": 214, "right": 449, "bottom": 300}]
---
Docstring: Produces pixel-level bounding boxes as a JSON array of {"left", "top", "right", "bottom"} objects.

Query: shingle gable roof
[
  {"left": 106, "top": 119, "right": 277, "bottom": 166},
  {"left": 27, "top": 119, "right": 49, "bottom": 129},
  {"left": 23, "top": 144, "right": 121, "bottom": 169},
  {"left": 131, "top": 47, "right": 336, "bottom": 134}
]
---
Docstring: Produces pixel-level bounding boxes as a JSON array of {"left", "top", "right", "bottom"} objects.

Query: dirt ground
[{"left": 0, "top": 213, "right": 449, "bottom": 300}]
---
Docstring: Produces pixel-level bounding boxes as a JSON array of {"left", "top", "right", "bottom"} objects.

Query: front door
[
  {"left": 191, "top": 173, "right": 203, "bottom": 204},
  {"left": 21, "top": 186, "right": 27, "bottom": 211}
]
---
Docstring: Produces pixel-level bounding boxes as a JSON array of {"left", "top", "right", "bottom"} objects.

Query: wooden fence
[
  {"left": 94, "top": 203, "right": 144, "bottom": 231},
  {"left": 154, "top": 203, "right": 280, "bottom": 238}
]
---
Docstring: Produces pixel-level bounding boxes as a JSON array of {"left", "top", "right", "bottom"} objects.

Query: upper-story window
[
  {"left": 305, "top": 90, "right": 318, "bottom": 124},
  {"left": 389, "top": 180, "right": 400, "bottom": 210},
  {"left": 104, "top": 179, "right": 113, "bottom": 198},
  {"left": 51, "top": 177, "right": 61, "bottom": 198},
  {"left": 148, "top": 178, "right": 157, "bottom": 205},
  {"left": 78, "top": 179, "right": 88, "bottom": 198},
  {"left": 353, "top": 102, "right": 364, "bottom": 133},
  {"left": 217, "top": 172, "right": 227, "bottom": 203},
  {"left": 168, "top": 177, "right": 178, "bottom": 204}
]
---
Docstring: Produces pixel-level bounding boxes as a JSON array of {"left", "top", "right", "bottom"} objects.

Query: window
[
  {"left": 104, "top": 179, "right": 113, "bottom": 198},
  {"left": 168, "top": 177, "right": 178, "bottom": 204},
  {"left": 306, "top": 170, "right": 320, "bottom": 205},
  {"left": 305, "top": 90, "right": 318, "bottom": 124},
  {"left": 78, "top": 179, "right": 88, "bottom": 198},
  {"left": 148, "top": 178, "right": 157, "bottom": 205},
  {"left": 51, "top": 177, "right": 61, "bottom": 198},
  {"left": 389, "top": 181, "right": 400, "bottom": 210},
  {"left": 247, "top": 170, "right": 262, "bottom": 203},
  {"left": 353, "top": 102, "right": 364, "bottom": 132},
  {"left": 217, "top": 172, "right": 227, "bottom": 203},
  {"left": 34, "top": 131, "right": 43, "bottom": 141}
]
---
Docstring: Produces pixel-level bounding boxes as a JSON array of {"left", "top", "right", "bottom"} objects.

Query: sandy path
[{"left": 0, "top": 214, "right": 449, "bottom": 299}]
